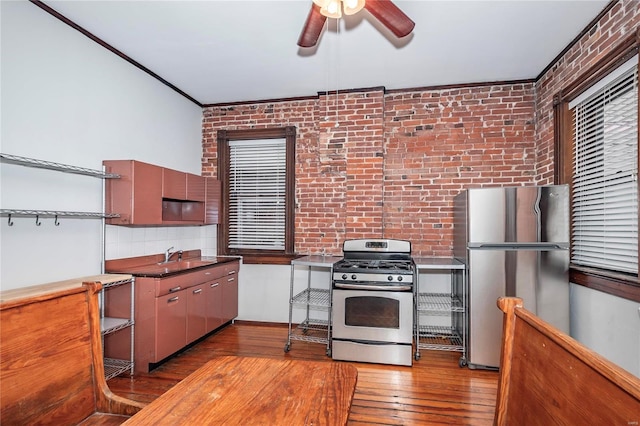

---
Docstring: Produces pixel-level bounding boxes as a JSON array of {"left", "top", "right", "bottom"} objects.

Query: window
[
  {"left": 555, "top": 39, "right": 640, "bottom": 302},
  {"left": 217, "top": 127, "right": 296, "bottom": 264},
  {"left": 570, "top": 56, "right": 638, "bottom": 274}
]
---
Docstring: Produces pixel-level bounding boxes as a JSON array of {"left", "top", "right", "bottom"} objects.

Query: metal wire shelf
[
  {"left": 104, "top": 358, "right": 134, "bottom": 380},
  {"left": 416, "top": 293, "right": 465, "bottom": 313},
  {"left": 289, "top": 319, "right": 330, "bottom": 345},
  {"left": 291, "top": 288, "right": 331, "bottom": 310},
  {"left": 0, "top": 153, "right": 120, "bottom": 179},
  {"left": 417, "top": 325, "right": 464, "bottom": 352}
]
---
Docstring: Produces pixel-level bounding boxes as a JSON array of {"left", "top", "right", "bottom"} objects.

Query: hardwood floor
[{"left": 108, "top": 323, "right": 499, "bottom": 425}]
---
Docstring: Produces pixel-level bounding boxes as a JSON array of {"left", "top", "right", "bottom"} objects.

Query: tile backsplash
[{"left": 105, "top": 224, "right": 217, "bottom": 260}]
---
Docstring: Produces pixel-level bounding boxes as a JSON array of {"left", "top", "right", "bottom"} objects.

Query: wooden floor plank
[{"left": 108, "top": 323, "right": 498, "bottom": 424}]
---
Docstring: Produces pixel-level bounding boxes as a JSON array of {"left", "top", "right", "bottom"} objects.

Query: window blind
[
  {"left": 571, "top": 59, "right": 638, "bottom": 274},
  {"left": 228, "top": 139, "right": 286, "bottom": 250}
]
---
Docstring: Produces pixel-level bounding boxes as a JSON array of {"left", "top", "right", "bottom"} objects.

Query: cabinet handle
[
  {"left": 228, "top": 270, "right": 237, "bottom": 275},
  {"left": 227, "top": 278, "right": 235, "bottom": 282},
  {"left": 169, "top": 286, "right": 182, "bottom": 293},
  {"left": 210, "top": 283, "right": 220, "bottom": 288},
  {"left": 193, "top": 288, "right": 203, "bottom": 294},
  {"left": 205, "top": 272, "right": 211, "bottom": 275},
  {"left": 168, "top": 296, "right": 179, "bottom": 303}
]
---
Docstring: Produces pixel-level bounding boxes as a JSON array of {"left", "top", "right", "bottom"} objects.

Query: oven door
[{"left": 332, "top": 289, "right": 413, "bottom": 344}]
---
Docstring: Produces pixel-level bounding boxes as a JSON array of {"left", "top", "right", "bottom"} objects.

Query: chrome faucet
[{"left": 165, "top": 246, "right": 183, "bottom": 263}]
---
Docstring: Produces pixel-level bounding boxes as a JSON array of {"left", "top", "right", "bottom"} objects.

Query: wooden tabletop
[{"left": 122, "top": 356, "right": 358, "bottom": 425}]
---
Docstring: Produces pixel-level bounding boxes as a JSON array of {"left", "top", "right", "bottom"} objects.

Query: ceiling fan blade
[
  {"left": 298, "top": 4, "right": 328, "bottom": 48},
  {"left": 364, "top": 0, "right": 415, "bottom": 38}
]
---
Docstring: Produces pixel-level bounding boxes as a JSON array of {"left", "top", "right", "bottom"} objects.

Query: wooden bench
[
  {"left": 1, "top": 276, "right": 146, "bottom": 425},
  {"left": 494, "top": 297, "right": 640, "bottom": 425}
]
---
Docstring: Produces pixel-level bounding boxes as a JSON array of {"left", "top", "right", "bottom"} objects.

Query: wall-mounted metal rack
[
  {"left": 1, "top": 209, "right": 120, "bottom": 226},
  {"left": 0, "top": 153, "right": 121, "bottom": 224},
  {"left": 0, "top": 153, "right": 120, "bottom": 179}
]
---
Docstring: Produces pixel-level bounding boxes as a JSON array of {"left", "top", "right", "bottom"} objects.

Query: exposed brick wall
[
  {"left": 535, "top": 0, "right": 640, "bottom": 184},
  {"left": 202, "top": 84, "right": 536, "bottom": 257},
  {"left": 201, "top": 1, "right": 637, "bottom": 258},
  {"left": 384, "top": 85, "right": 536, "bottom": 256}
]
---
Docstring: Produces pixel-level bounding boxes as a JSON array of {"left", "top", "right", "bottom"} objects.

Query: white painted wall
[
  {"left": 0, "top": 1, "right": 205, "bottom": 290},
  {"left": 239, "top": 263, "right": 333, "bottom": 324},
  {"left": 570, "top": 284, "right": 640, "bottom": 377}
]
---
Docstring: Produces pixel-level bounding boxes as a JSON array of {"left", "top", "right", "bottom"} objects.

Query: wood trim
[
  {"left": 217, "top": 127, "right": 296, "bottom": 259},
  {"left": 385, "top": 79, "right": 535, "bottom": 95},
  {"left": 29, "top": 1, "right": 202, "bottom": 107},
  {"left": 536, "top": 1, "right": 619, "bottom": 81},
  {"left": 552, "top": 98, "right": 573, "bottom": 185},
  {"left": 571, "top": 267, "right": 640, "bottom": 302},
  {"left": 553, "top": 28, "right": 640, "bottom": 302},
  {"left": 560, "top": 30, "right": 639, "bottom": 103}
]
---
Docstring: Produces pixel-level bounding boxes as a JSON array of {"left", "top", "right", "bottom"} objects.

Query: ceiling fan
[{"left": 298, "top": 0, "right": 415, "bottom": 48}]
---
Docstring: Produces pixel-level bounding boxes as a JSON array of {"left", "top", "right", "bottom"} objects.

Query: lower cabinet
[
  {"left": 134, "top": 260, "right": 240, "bottom": 373},
  {"left": 205, "top": 280, "right": 224, "bottom": 333},
  {"left": 155, "top": 290, "right": 187, "bottom": 361},
  {"left": 222, "top": 271, "right": 239, "bottom": 323},
  {"left": 187, "top": 284, "right": 207, "bottom": 344}
]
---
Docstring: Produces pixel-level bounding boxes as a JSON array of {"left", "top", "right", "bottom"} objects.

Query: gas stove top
[{"left": 332, "top": 239, "right": 415, "bottom": 286}]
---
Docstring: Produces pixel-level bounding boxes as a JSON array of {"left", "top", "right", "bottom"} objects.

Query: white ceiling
[{"left": 42, "top": 0, "right": 610, "bottom": 105}]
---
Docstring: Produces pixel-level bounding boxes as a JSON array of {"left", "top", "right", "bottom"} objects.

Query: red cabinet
[
  {"left": 222, "top": 269, "right": 239, "bottom": 323},
  {"left": 103, "top": 159, "right": 219, "bottom": 226},
  {"left": 104, "top": 160, "right": 163, "bottom": 225},
  {"left": 205, "top": 280, "right": 223, "bottom": 333},
  {"left": 155, "top": 290, "right": 187, "bottom": 361},
  {"left": 187, "top": 284, "right": 207, "bottom": 344},
  {"left": 187, "top": 174, "right": 206, "bottom": 202},
  {"left": 205, "top": 177, "right": 221, "bottom": 224},
  {"left": 132, "top": 260, "right": 240, "bottom": 373},
  {"left": 162, "top": 168, "right": 186, "bottom": 200}
]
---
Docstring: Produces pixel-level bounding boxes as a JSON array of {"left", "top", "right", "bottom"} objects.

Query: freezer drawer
[{"left": 465, "top": 185, "right": 569, "bottom": 245}]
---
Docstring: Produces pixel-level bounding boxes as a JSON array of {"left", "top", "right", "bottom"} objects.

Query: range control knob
[
  {"left": 387, "top": 276, "right": 394, "bottom": 281},
  {"left": 351, "top": 274, "right": 357, "bottom": 280},
  {"left": 398, "top": 276, "right": 403, "bottom": 282},
  {"left": 341, "top": 274, "right": 348, "bottom": 280}
]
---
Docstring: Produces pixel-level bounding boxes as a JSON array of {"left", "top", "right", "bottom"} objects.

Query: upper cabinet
[{"left": 104, "top": 160, "right": 219, "bottom": 226}]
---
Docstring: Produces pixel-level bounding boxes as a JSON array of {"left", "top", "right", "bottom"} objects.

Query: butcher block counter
[{"left": 122, "top": 356, "right": 358, "bottom": 426}]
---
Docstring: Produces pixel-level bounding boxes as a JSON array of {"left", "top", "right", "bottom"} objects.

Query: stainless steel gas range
[{"left": 331, "top": 239, "right": 415, "bottom": 366}]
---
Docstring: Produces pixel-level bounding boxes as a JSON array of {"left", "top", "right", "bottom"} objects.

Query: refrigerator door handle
[{"left": 468, "top": 243, "right": 569, "bottom": 250}]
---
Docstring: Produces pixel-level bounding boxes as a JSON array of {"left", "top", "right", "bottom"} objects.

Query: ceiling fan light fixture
[
  {"left": 343, "top": 0, "right": 365, "bottom": 15},
  {"left": 320, "top": 0, "right": 342, "bottom": 19}
]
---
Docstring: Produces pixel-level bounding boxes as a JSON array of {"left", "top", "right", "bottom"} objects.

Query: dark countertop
[{"left": 105, "top": 256, "right": 241, "bottom": 278}]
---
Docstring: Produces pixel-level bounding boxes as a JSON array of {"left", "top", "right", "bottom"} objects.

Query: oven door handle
[{"left": 334, "top": 283, "right": 412, "bottom": 291}]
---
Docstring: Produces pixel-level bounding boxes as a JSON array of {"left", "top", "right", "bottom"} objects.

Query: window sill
[
  {"left": 229, "top": 252, "right": 301, "bottom": 265},
  {"left": 570, "top": 266, "right": 640, "bottom": 303}
]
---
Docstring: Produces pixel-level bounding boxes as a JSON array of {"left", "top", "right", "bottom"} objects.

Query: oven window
[{"left": 344, "top": 296, "right": 400, "bottom": 329}]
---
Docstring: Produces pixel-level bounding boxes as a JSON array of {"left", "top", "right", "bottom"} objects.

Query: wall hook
[
  {"left": 8, "top": 214, "right": 13, "bottom": 226},
  {"left": 54, "top": 215, "right": 60, "bottom": 226},
  {"left": 35, "top": 215, "right": 41, "bottom": 226}
]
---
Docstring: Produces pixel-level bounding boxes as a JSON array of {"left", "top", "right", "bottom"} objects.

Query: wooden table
[{"left": 122, "top": 356, "right": 358, "bottom": 425}]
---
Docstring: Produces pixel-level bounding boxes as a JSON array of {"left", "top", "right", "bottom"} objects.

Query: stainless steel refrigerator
[{"left": 453, "top": 185, "right": 570, "bottom": 369}]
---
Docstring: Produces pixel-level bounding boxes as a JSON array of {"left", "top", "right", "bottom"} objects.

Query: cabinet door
[
  {"left": 103, "top": 160, "right": 163, "bottom": 225},
  {"left": 162, "top": 168, "right": 186, "bottom": 200},
  {"left": 186, "top": 284, "right": 207, "bottom": 344},
  {"left": 222, "top": 271, "right": 239, "bottom": 323},
  {"left": 187, "top": 174, "right": 206, "bottom": 202},
  {"left": 155, "top": 290, "right": 187, "bottom": 362},
  {"left": 205, "top": 177, "right": 221, "bottom": 224},
  {"left": 205, "top": 280, "right": 223, "bottom": 333}
]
